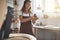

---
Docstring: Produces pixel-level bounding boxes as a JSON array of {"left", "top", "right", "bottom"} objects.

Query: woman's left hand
[
  {"left": 30, "top": 16, "right": 38, "bottom": 24},
  {"left": 34, "top": 17, "right": 38, "bottom": 20}
]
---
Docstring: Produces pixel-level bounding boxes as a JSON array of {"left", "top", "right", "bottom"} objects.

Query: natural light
[{"left": 31, "top": 0, "right": 60, "bottom": 18}]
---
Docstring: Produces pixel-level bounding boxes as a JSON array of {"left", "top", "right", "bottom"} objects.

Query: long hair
[{"left": 21, "top": 0, "right": 31, "bottom": 13}]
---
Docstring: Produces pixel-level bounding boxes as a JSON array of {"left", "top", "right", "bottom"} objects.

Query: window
[{"left": 31, "top": 0, "right": 60, "bottom": 17}]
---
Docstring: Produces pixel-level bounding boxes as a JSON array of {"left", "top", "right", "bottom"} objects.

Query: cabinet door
[
  {"left": 56, "top": 33, "right": 60, "bottom": 40},
  {"left": 36, "top": 29, "right": 56, "bottom": 40}
]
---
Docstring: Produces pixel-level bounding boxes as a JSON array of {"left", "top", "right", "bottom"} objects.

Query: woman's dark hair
[{"left": 21, "top": 0, "right": 31, "bottom": 13}]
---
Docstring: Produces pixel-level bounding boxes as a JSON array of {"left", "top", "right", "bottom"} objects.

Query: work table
[
  {"left": 33, "top": 25, "right": 60, "bottom": 31},
  {"left": 33, "top": 24, "right": 60, "bottom": 40}
]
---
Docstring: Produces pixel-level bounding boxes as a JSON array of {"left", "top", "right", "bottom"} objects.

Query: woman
[{"left": 19, "top": 0, "right": 38, "bottom": 35}]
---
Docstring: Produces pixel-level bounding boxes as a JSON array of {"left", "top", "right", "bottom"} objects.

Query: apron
[{"left": 20, "top": 12, "right": 33, "bottom": 35}]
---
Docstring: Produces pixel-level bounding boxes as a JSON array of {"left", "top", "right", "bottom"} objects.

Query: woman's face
[{"left": 25, "top": 2, "right": 31, "bottom": 9}]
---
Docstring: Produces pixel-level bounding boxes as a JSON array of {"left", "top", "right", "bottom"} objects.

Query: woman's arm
[
  {"left": 31, "top": 17, "right": 38, "bottom": 24},
  {"left": 19, "top": 15, "right": 31, "bottom": 22},
  {"left": 19, "top": 15, "right": 38, "bottom": 23}
]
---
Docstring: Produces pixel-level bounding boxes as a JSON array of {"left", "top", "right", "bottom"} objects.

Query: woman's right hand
[
  {"left": 30, "top": 16, "right": 38, "bottom": 24},
  {"left": 30, "top": 16, "right": 34, "bottom": 20},
  {"left": 30, "top": 16, "right": 38, "bottom": 20}
]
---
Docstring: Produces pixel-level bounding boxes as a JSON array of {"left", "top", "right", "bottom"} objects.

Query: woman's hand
[
  {"left": 30, "top": 16, "right": 34, "bottom": 20},
  {"left": 30, "top": 16, "right": 38, "bottom": 24},
  {"left": 30, "top": 16, "right": 38, "bottom": 20}
]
